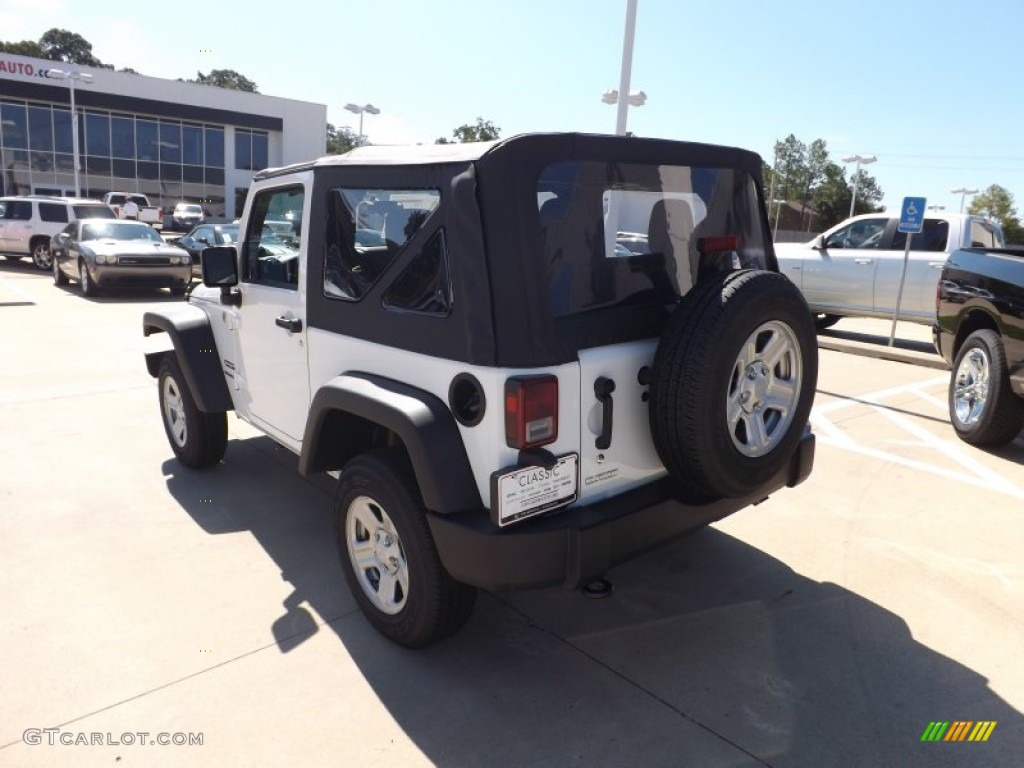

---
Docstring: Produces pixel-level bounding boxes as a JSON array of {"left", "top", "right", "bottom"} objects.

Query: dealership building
[{"left": 0, "top": 53, "right": 326, "bottom": 219}]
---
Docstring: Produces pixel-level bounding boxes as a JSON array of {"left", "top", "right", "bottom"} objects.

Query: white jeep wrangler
[{"left": 143, "top": 133, "right": 817, "bottom": 647}]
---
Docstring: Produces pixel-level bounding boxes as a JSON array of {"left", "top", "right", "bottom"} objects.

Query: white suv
[
  {"left": 0, "top": 196, "right": 116, "bottom": 270},
  {"left": 143, "top": 134, "right": 818, "bottom": 647}
]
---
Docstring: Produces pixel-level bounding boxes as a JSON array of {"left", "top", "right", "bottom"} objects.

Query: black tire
[
  {"left": 53, "top": 257, "right": 68, "bottom": 285},
  {"left": 335, "top": 450, "right": 476, "bottom": 648},
  {"left": 948, "top": 329, "right": 1024, "bottom": 446},
  {"left": 157, "top": 354, "right": 228, "bottom": 469},
  {"left": 31, "top": 239, "right": 52, "bottom": 270},
  {"left": 170, "top": 283, "right": 187, "bottom": 297},
  {"left": 79, "top": 259, "right": 100, "bottom": 297},
  {"left": 649, "top": 270, "right": 818, "bottom": 500},
  {"left": 814, "top": 313, "right": 840, "bottom": 331}
]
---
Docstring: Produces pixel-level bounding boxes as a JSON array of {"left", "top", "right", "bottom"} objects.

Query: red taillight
[
  {"left": 504, "top": 375, "right": 558, "bottom": 449},
  {"left": 698, "top": 235, "right": 739, "bottom": 253}
]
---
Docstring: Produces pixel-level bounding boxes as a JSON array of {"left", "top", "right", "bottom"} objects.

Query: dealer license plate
[{"left": 491, "top": 454, "right": 578, "bottom": 527}]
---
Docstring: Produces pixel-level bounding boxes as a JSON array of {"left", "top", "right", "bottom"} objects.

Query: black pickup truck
[{"left": 934, "top": 247, "right": 1024, "bottom": 446}]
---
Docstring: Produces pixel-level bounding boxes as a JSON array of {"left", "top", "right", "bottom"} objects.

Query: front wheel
[
  {"left": 53, "top": 257, "right": 68, "bottom": 285},
  {"left": 949, "top": 329, "right": 1024, "bottom": 446},
  {"left": 157, "top": 355, "right": 227, "bottom": 468},
  {"left": 32, "top": 240, "right": 52, "bottom": 270},
  {"left": 336, "top": 451, "right": 476, "bottom": 648},
  {"left": 79, "top": 259, "right": 99, "bottom": 296}
]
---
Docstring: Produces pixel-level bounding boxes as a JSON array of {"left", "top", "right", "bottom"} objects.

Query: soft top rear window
[{"left": 538, "top": 160, "right": 767, "bottom": 317}]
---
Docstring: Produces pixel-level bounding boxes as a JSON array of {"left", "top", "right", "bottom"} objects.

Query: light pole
[
  {"left": 843, "top": 154, "right": 877, "bottom": 218},
  {"left": 344, "top": 103, "right": 380, "bottom": 146},
  {"left": 772, "top": 199, "right": 786, "bottom": 241},
  {"left": 927, "top": 204, "right": 945, "bottom": 211},
  {"left": 45, "top": 68, "right": 93, "bottom": 198},
  {"left": 951, "top": 187, "right": 978, "bottom": 214},
  {"left": 602, "top": 0, "right": 641, "bottom": 135}
]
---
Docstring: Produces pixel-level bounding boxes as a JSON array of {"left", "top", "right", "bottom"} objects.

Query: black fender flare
[
  {"left": 142, "top": 306, "right": 233, "bottom": 413},
  {"left": 299, "top": 373, "right": 482, "bottom": 515}
]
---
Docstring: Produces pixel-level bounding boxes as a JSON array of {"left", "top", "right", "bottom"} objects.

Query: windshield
[{"left": 81, "top": 222, "right": 163, "bottom": 242}]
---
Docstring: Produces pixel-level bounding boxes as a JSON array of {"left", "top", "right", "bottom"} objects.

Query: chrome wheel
[
  {"left": 161, "top": 376, "right": 188, "bottom": 448},
  {"left": 32, "top": 241, "right": 52, "bottom": 270},
  {"left": 345, "top": 496, "right": 408, "bottom": 615},
  {"left": 727, "top": 320, "right": 803, "bottom": 457},
  {"left": 952, "top": 346, "right": 990, "bottom": 427}
]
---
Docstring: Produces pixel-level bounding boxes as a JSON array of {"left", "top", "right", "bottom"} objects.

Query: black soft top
[{"left": 302, "top": 133, "right": 771, "bottom": 367}]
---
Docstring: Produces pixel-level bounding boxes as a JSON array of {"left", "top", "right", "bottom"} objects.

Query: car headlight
[
  {"left": 181, "top": 253, "right": 190, "bottom": 264},
  {"left": 96, "top": 254, "right": 115, "bottom": 265},
  {"left": 169, "top": 254, "right": 181, "bottom": 265}
]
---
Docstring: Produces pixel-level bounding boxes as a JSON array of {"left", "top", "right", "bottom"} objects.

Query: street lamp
[
  {"left": 843, "top": 154, "right": 877, "bottom": 218},
  {"left": 344, "top": 103, "right": 380, "bottom": 146},
  {"left": 927, "top": 204, "right": 945, "bottom": 211},
  {"left": 950, "top": 187, "right": 979, "bottom": 214},
  {"left": 771, "top": 199, "right": 787, "bottom": 241},
  {"left": 44, "top": 68, "right": 93, "bottom": 198},
  {"left": 603, "top": 0, "right": 641, "bottom": 136}
]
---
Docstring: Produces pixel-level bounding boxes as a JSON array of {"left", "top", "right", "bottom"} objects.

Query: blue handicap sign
[{"left": 898, "top": 196, "right": 927, "bottom": 234}]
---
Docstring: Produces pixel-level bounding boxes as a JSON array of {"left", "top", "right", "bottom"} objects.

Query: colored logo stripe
[
  {"left": 921, "top": 721, "right": 996, "bottom": 742},
  {"left": 921, "top": 722, "right": 949, "bottom": 742}
]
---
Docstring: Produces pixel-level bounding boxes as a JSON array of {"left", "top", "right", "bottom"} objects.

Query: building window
[
  {"left": 235, "top": 129, "right": 268, "bottom": 171},
  {"left": 205, "top": 127, "right": 224, "bottom": 167},
  {"left": 85, "top": 113, "right": 110, "bottom": 156},
  {"left": 28, "top": 106, "right": 53, "bottom": 152},
  {"left": 110, "top": 116, "right": 134, "bottom": 159},
  {"left": 136, "top": 120, "right": 158, "bottom": 161},
  {"left": 159, "top": 121, "right": 181, "bottom": 163},
  {"left": 1, "top": 102, "right": 28, "bottom": 149}
]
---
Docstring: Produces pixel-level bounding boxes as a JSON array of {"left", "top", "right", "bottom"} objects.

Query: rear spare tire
[{"left": 649, "top": 270, "right": 818, "bottom": 499}]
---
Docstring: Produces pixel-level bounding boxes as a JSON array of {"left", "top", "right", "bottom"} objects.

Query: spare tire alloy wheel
[
  {"left": 649, "top": 270, "right": 818, "bottom": 500},
  {"left": 336, "top": 451, "right": 476, "bottom": 648},
  {"left": 949, "top": 329, "right": 1024, "bottom": 446}
]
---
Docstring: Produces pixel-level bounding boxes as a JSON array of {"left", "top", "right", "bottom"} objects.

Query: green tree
[
  {"left": 192, "top": 69, "right": 258, "bottom": 93},
  {"left": 967, "top": 184, "right": 1024, "bottom": 243},
  {"left": 0, "top": 39, "right": 46, "bottom": 58},
  {"left": 39, "top": 28, "right": 105, "bottom": 66},
  {"left": 436, "top": 117, "right": 500, "bottom": 144},
  {"left": 812, "top": 163, "right": 884, "bottom": 229},
  {"left": 326, "top": 123, "right": 358, "bottom": 155}
]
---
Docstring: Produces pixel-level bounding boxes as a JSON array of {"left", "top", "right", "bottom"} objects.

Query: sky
[{"left": 2, "top": 0, "right": 1023, "bottom": 213}]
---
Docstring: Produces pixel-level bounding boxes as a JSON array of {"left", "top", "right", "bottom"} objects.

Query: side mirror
[
  {"left": 812, "top": 235, "right": 825, "bottom": 250},
  {"left": 196, "top": 236, "right": 209, "bottom": 245},
  {"left": 201, "top": 246, "right": 241, "bottom": 306}
]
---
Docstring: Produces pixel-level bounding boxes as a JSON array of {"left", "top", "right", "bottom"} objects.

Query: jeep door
[{"left": 234, "top": 183, "right": 311, "bottom": 444}]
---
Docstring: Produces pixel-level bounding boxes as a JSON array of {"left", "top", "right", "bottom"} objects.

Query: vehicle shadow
[
  {"left": 163, "top": 438, "right": 1024, "bottom": 767},
  {"left": 50, "top": 281, "right": 186, "bottom": 304}
]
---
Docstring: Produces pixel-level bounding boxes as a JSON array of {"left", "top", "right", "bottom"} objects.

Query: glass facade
[{"left": 0, "top": 99, "right": 228, "bottom": 216}]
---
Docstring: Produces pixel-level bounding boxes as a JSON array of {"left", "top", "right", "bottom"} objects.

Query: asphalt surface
[{"left": 1, "top": 265, "right": 1021, "bottom": 767}]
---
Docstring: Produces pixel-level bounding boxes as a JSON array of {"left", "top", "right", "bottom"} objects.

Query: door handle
[
  {"left": 854, "top": 258, "right": 873, "bottom": 264},
  {"left": 274, "top": 316, "right": 302, "bottom": 332},
  {"left": 929, "top": 263, "right": 945, "bottom": 269},
  {"left": 594, "top": 377, "right": 615, "bottom": 450}
]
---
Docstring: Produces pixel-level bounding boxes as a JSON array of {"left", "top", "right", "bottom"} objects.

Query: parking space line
[{"left": 813, "top": 375, "right": 948, "bottom": 416}]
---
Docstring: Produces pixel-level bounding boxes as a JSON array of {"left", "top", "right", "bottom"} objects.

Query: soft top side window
[{"left": 323, "top": 187, "right": 440, "bottom": 301}]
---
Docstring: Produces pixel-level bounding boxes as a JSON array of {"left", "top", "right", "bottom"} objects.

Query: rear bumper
[{"left": 428, "top": 431, "right": 815, "bottom": 591}]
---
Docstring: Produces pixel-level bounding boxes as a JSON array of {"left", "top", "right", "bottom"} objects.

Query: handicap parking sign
[{"left": 898, "top": 197, "right": 927, "bottom": 234}]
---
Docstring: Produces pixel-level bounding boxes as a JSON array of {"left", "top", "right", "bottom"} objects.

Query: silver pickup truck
[{"left": 776, "top": 212, "right": 1003, "bottom": 328}]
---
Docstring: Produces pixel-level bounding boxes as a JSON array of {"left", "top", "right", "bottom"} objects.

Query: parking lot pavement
[{"left": 1, "top": 265, "right": 1022, "bottom": 767}]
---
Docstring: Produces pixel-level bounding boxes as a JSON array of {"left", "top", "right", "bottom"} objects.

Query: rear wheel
[
  {"left": 949, "top": 329, "right": 1024, "bottom": 446},
  {"left": 31, "top": 239, "right": 52, "bottom": 270},
  {"left": 814, "top": 313, "right": 840, "bottom": 331},
  {"left": 157, "top": 355, "right": 227, "bottom": 468},
  {"left": 649, "top": 270, "right": 818, "bottom": 499},
  {"left": 336, "top": 450, "right": 476, "bottom": 648}
]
